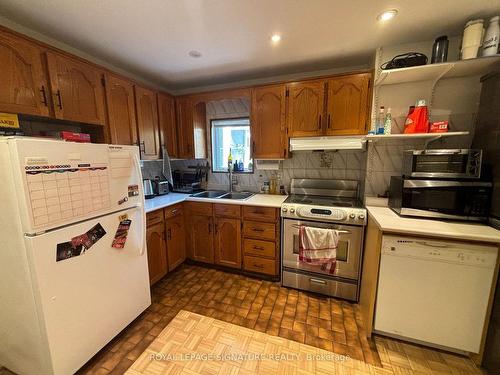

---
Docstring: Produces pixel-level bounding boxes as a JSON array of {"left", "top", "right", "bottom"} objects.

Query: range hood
[{"left": 289, "top": 136, "right": 366, "bottom": 152}]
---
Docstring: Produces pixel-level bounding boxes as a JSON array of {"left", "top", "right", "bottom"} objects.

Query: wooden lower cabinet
[
  {"left": 146, "top": 220, "right": 167, "bottom": 285},
  {"left": 184, "top": 202, "right": 280, "bottom": 277},
  {"left": 165, "top": 212, "right": 186, "bottom": 272},
  {"left": 146, "top": 204, "right": 186, "bottom": 285},
  {"left": 188, "top": 213, "right": 215, "bottom": 264},
  {"left": 214, "top": 217, "right": 241, "bottom": 269}
]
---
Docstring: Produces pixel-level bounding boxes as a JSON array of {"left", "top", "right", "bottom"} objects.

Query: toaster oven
[{"left": 402, "top": 149, "right": 482, "bottom": 179}]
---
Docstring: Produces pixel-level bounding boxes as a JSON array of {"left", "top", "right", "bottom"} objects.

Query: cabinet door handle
[
  {"left": 318, "top": 114, "right": 322, "bottom": 129},
  {"left": 214, "top": 224, "right": 218, "bottom": 234},
  {"left": 254, "top": 263, "right": 264, "bottom": 269},
  {"left": 55, "top": 90, "right": 63, "bottom": 109},
  {"left": 39, "top": 86, "right": 48, "bottom": 106},
  {"left": 252, "top": 228, "right": 264, "bottom": 232},
  {"left": 139, "top": 141, "right": 145, "bottom": 153},
  {"left": 327, "top": 114, "right": 331, "bottom": 129},
  {"left": 208, "top": 223, "right": 211, "bottom": 234},
  {"left": 171, "top": 208, "right": 179, "bottom": 215},
  {"left": 167, "top": 228, "right": 172, "bottom": 240},
  {"left": 252, "top": 141, "right": 256, "bottom": 153},
  {"left": 253, "top": 246, "right": 264, "bottom": 250}
]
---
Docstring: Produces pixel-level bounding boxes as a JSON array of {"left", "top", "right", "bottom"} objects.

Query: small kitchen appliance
[
  {"left": 281, "top": 179, "right": 366, "bottom": 301},
  {"left": 402, "top": 149, "right": 483, "bottom": 179},
  {"left": 143, "top": 179, "right": 155, "bottom": 199},
  {"left": 389, "top": 176, "right": 492, "bottom": 222}
]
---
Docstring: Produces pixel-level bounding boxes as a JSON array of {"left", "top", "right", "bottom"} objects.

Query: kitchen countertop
[
  {"left": 145, "top": 192, "right": 288, "bottom": 213},
  {"left": 144, "top": 193, "right": 190, "bottom": 213},
  {"left": 367, "top": 206, "right": 500, "bottom": 244}
]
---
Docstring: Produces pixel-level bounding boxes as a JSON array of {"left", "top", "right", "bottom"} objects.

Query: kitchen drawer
[
  {"left": 243, "top": 221, "right": 276, "bottom": 241},
  {"left": 244, "top": 256, "right": 276, "bottom": 275},
  {"left": 243, "top": 238, "right": 276, "bottom": 258},
  {"left": 243, "top": 206, "right": 277, "bottom": 222},
  {"left": 214, "top": 203, "right": 241, "bottom": 218},
  {"left": 146, "top": 209, "right": 164, "bottom": 227},
  {"left": 185, "top": 201, "right": 213, "bottom": 216},
  {"left": 164, "top": 203, "right": 183, "bottom": 219}
]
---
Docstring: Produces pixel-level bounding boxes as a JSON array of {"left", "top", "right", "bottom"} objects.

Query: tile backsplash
[{"left": 142, "top": 133, "right": 473, "bottom": 201}]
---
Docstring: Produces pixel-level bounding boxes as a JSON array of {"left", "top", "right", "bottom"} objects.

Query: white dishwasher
[{"left": 374, "top": 235, "right": 498, "bottom": 353}]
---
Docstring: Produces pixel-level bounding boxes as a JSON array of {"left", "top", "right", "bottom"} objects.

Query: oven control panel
[{"left": 281, "top": 204, "right": 366, "bottom": 225}]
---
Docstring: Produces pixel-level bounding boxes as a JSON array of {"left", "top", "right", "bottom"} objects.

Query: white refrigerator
[{"left": 0, "top": 137, "right": 151, "bottom": 375}]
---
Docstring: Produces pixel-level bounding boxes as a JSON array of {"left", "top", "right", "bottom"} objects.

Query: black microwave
[{"left": 389, "top": 176, "right": 492, "bottom": 222}]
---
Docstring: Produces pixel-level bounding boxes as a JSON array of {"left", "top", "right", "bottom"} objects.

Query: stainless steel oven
[{"left": 281, "top": 218, "right": 364, "bottom": 301}]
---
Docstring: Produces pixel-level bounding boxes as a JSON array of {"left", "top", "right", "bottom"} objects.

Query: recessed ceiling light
[
  {"left": 271, "top": 34, "right": 282, "bottom": 43},
  {"left": 377, "top": 9, "right": 398, "bottom": 22},
  {"left": 188, "top": 50, "right": 202, "bottom": 58}
]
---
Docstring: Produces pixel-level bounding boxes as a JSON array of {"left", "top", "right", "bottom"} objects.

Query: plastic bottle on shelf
[
  {"left": 376, "top": 106, "right": 385, "bottom": 135},
  {"left": 482, "top": 16, "right": 500, "bottom": 56},
  {"left": 404, "top": 100, "right": 429, "bottom": 134},
  {"left": 383, "top": 108, "right": 392, "bottom": 135}
]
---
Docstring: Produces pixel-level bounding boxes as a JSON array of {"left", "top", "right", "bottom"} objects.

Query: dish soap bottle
[
  {"left": 383, "top": 108, "right": 392, "bottom": 135},
  {"left": 227, "top": 148, "right": 233, "bottom": 170}
]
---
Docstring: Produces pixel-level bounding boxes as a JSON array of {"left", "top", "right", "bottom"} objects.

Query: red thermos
[{"left": 404, "top": 100, "right": 429, "bottom": 134}]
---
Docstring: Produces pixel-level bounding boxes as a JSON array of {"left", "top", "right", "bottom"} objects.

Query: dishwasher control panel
[{"left": 381, "top": 235, "right": 498, "bottom": 268}]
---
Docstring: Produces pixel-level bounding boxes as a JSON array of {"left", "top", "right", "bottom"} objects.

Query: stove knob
[
  {"left": 349, "top": 213, "right": 356, "bottom": 219},
  {"left": 358, "top": 214, "right": 365, "bottom": 220},
  {"left": 290, "top": 208, "right": 295, "bottom": 214},
  {"left": 282, "top": 207, "right": 288, "bottom": 213}
]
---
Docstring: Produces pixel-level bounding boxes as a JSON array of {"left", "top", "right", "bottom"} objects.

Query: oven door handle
[{"left": 291, "top": 225, "right": 351, "bottom": 235}]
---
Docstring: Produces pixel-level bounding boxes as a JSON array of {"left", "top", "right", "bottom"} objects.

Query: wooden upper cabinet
[
  {"left": 325, "top": 73, "right": 371, "bottom": 136},
  {"left": 135, "top": 85, "right": 160, "bottom": 160},
  {"left": 46, "top": 51, "right": 106, "bottom": 125},
  {"left": 176, "top": 96, "right": 207, "bottom": 159},
  {"left": 175, "top": 96, "right": 194, "bottom": 159},
  {"left": 286, "top": 80, "right": 325, "bottom": 137},
  {"left": 104, "top": 73, "right": 137, "bottom": 145},
  {"left": 214, "top": 217, "right": 241, "bottom": 269},
  {"left": 0, "top": 30, "right": 50, "bottom": 117},
  {"left": 157, "top": 92, "right": 178, "bottom": 158},
  {"left": 251, "top": 84, "right": 287, "bottom": 159}
]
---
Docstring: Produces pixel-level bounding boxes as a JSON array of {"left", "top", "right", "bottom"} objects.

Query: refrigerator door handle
[{"left": 133, "top": 153, "right": 147, "bottom": 256}]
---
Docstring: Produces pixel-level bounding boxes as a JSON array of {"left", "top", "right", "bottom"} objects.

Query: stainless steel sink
[
  {"left": 190, "top": 190, "right": 227, "bottom": 198},
  {"left": 219, "top": 192, "right": 254, "bottom": 200}
]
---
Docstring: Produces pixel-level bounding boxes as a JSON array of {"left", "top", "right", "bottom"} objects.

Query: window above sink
[{"left": 211, "top": 118, "right": 253, "bottom": 173}]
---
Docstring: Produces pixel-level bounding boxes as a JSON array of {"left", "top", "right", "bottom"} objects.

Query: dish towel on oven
[{"left": 299, "top": 225, "right": 339, "bottom": 274}]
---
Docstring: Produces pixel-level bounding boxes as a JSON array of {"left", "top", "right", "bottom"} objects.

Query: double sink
[{"left": 191, "top": 190, "right": 254, "bottom": 200}]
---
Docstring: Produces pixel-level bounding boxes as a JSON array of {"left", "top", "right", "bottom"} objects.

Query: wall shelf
[
  {"left": 366, "top": 131, "right": 469, "bottom": 141},
  {"left": 375, "top": 55, "right": 500, "bottom": 86}
]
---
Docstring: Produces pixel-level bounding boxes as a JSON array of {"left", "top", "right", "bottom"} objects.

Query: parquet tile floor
[
  {"left": 0, "top": 264, "right": 485, "bottom": 374},
  {"left": 125, "top": 310, "right": 484, "bottom": 375}
]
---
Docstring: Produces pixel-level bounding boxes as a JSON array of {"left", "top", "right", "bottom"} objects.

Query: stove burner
[
  {"left": 289, "top": 198, "right": 313, "bottom": 204},
  {"left": 285, "top": 195, "right": 359, "bottom": 208},
  {"left": 331, "top": 202, "right": 353, "bottom": 207}
]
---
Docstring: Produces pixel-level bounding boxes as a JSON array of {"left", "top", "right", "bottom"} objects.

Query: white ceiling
[{"left": 0, "top": 0, "right": 498, "bottom": 91}]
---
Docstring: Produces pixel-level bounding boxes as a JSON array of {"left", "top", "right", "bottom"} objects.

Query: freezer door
[
  {"left": 9, "top": 138, "right": 143, "bottom": 234},
  {"left": 24, "top": 206, "right": 150, "bottom": 375}
]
